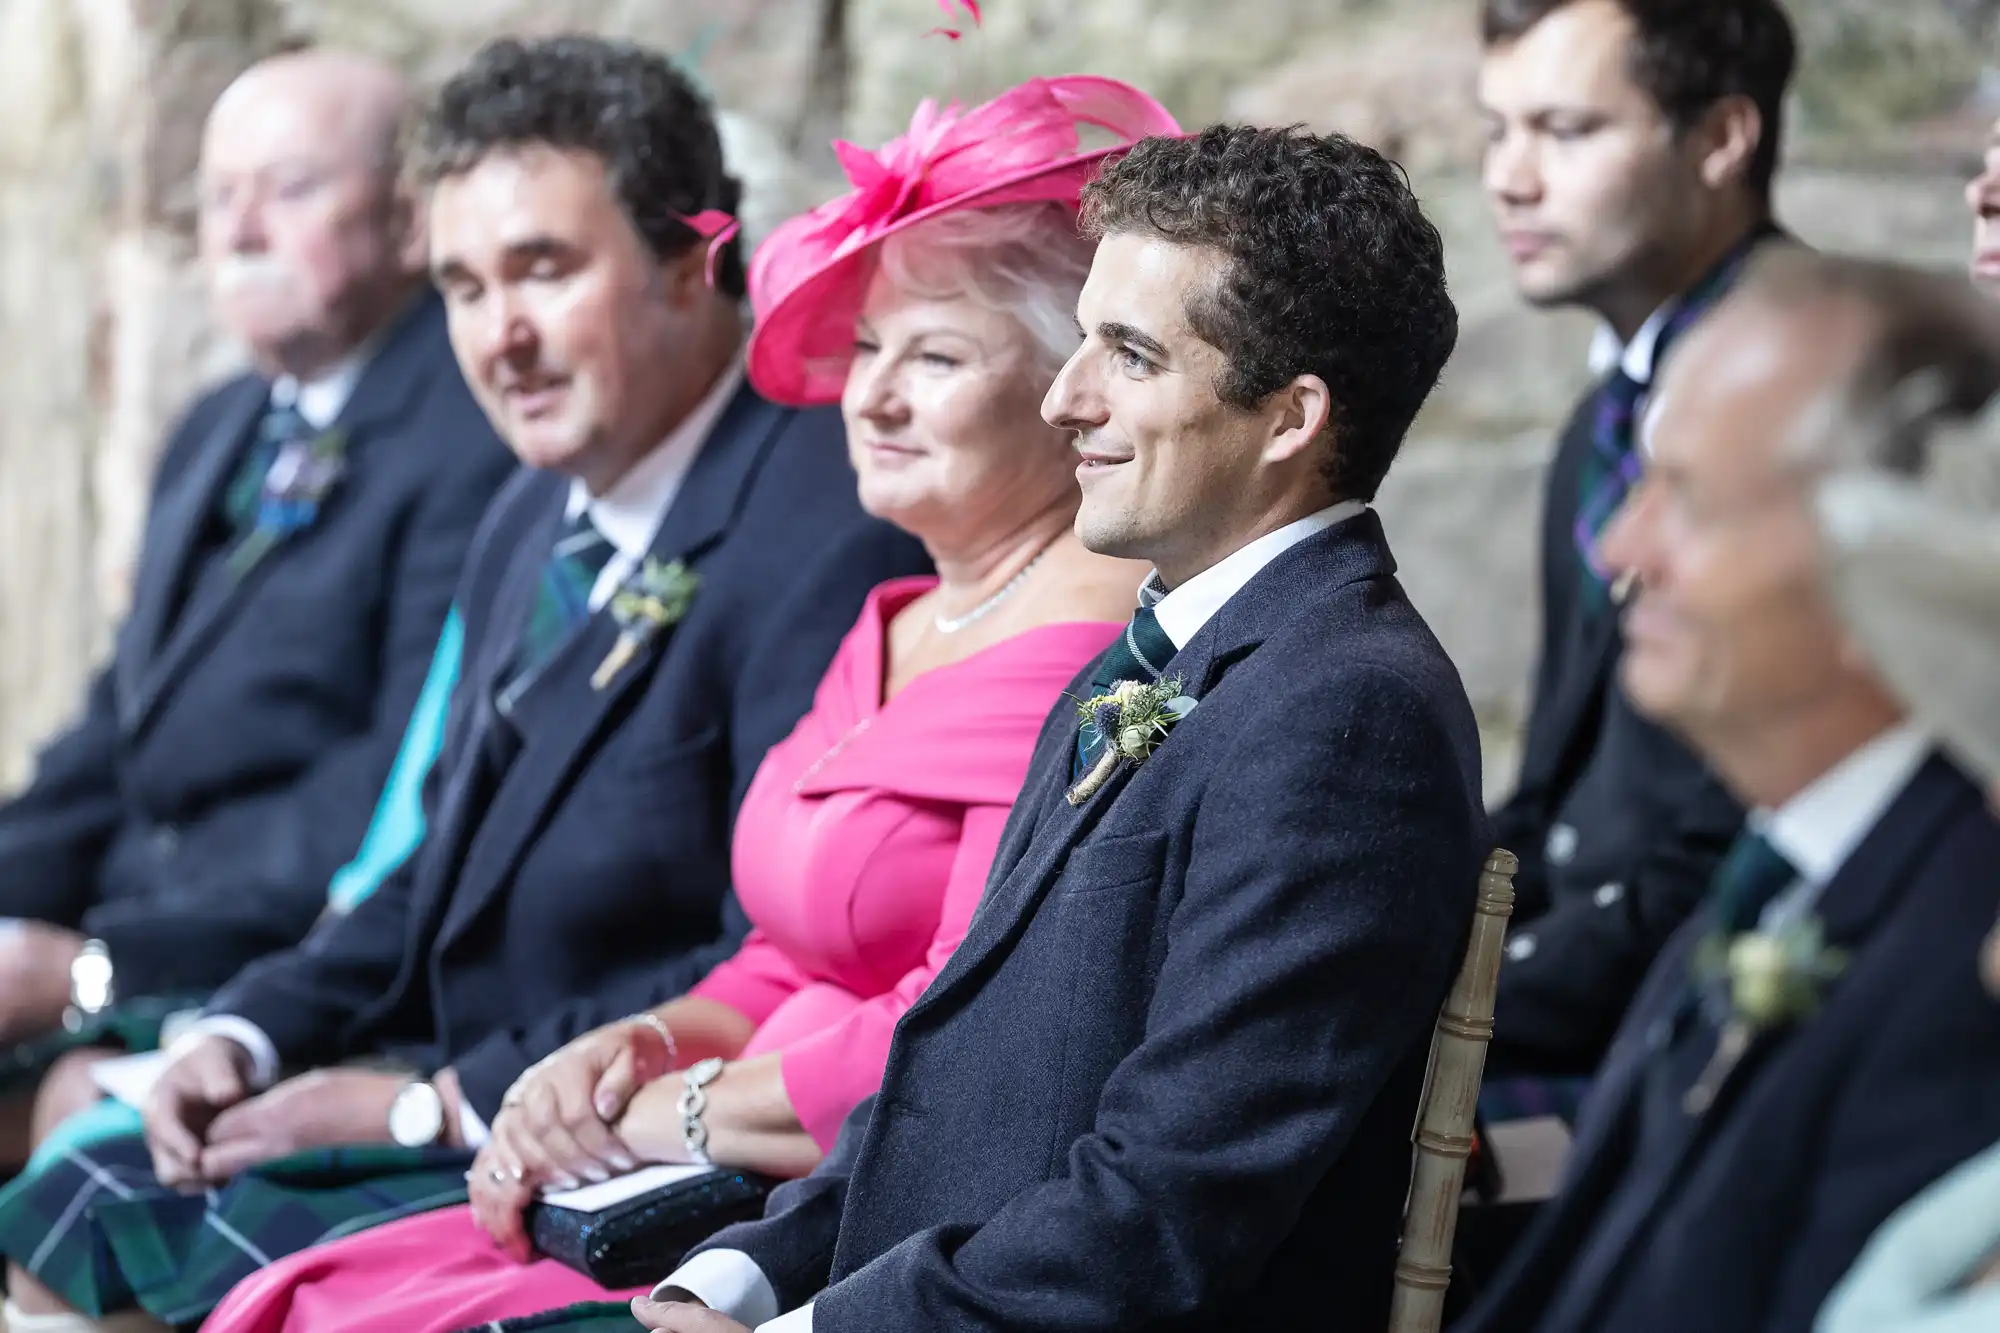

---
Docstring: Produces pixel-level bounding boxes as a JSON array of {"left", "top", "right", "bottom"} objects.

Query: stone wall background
[{"left": 1, "top": 0, "right": 1994, "bottom": 799}]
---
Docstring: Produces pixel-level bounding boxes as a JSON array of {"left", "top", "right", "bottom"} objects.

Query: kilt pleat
[{"left": 0, "top": 1127, "right": 473, "bottom": 1328}]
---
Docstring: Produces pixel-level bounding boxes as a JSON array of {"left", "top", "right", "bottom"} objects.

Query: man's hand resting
[
  {"left": 632, "top": 1291, "right": 750, "bottom": 1332},
  {"left": 196, "top": 1067, "right": 411, "bottom": 1180},
  {"left": 142, "top": 1035, "right": 256, "bottom": 1188},
  {"left": 0, "top": 920, "right": 84, "bottom": 1044}
]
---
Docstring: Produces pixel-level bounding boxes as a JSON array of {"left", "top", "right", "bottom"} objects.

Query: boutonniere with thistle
[
  {"left": 228, "top": 428, "right": 349, "bottom": 578},
  {"left": 593, "top": 557, "right": 700, "bottom": 690},
  {"left": 1682, "top": 915, "right": 1848, "bottom": 1114},
  {"left": 1067, "top": 676, "right": 1198, "bottom": 806}
]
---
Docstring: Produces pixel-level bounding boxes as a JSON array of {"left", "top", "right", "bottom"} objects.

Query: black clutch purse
[{"left": 527, "top": 1166, "right": 774, "bottom": 1288}]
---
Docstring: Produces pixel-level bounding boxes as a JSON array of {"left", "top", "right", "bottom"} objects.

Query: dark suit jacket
[
  {"left": 206, "top": 381, "right": 931, "bottom": 1118},
  {"left": 0, "top": 293, "right": 514, "bottom": 998},
  {"left": 1487, "top": 391, "right": 1743, "bottom": 1075},
  {"left": 694, "top": 511, "right": 1489, "bottom": 1331},
  {"left": 1458, "top": 755, "right": 2000, "bottom": 1333}
]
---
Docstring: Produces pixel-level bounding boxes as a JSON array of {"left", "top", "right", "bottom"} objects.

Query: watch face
[
  {"left": 71, "top": 951, "right": 113, "bottom": 1012},
  {"left": 389, "top": 1082, "right": 444, "bottom": 1147}
]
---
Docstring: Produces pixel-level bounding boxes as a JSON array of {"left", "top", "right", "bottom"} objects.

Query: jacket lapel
[
  {"left": 116, "top": 379, "right": 267, "bottom": 732},
  {"left": 124, "top": 294, "right": 445, "bottom": 736},
  {"left": 905, "top": 512, "right": 1393, "bottom": 1024},
  {"left": 1672, "top": 751, "right": 1972, "bottom": 1119},
  {"left": 1537, "top": 606, "right": 1623, "bottom": 795},
  {"left": 436, "top": 385, "right": 789, "bottom": 950},
  {"left": 417, "top": 490, "right": 560, "bottom": 921},
  {"left": 1523, "top": 749, "right": 1973, "bottom": 1318}
]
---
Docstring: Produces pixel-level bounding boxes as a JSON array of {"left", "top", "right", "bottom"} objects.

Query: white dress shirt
[
  {"left": 177, "top": 357, "right": 745, "bottom": 1147},
  {"left": 1145, "top": 500, "right": 1368, "bottom": 649},
  {"left": 1586, "top": 305, "right": 1671, "bottom": 386},
  {"left": 652, "top": 497, "right": 1372, "bottom": 1332},
  {"left": 269, "top": 348, "right": 371, "bottom": 434},
  {"left": 564, "top": 358, "right": 743, "bottom": 612},
  {"left": 1588, "top": 304, "right": 1674, "bottom": 460},
  {"left": 1753, "top": 721, "right": 1934, "bottom": 929}
]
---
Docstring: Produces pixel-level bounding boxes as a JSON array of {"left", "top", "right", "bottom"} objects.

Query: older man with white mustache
[{"left": 0, "top": 45, "right": 512, "bottom": 1328}]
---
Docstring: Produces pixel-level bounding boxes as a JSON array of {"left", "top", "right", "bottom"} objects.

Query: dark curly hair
[
  {"left": 1482, "top": 0, "right": 1797, "bottom": 201},
  {"left": 1081, "top": 125, "right": 1457, "bottom": 502},
  {"left": 411, "top": 35, "right": 745, "bottom": 298}
]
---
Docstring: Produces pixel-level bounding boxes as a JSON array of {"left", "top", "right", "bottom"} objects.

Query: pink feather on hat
[{"left": 743, "top": 74, "right": 1182, "bottom": 407}]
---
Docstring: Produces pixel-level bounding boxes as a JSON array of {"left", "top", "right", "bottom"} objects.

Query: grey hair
[
  {"left": 873, "top": 201, "right": 1096, "bottom": 380},
  {"left": 1735, "top": 249, "right": 2000, "bottom": 481}
]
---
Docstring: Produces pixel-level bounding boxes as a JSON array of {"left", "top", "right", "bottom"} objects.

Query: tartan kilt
[
  {"left": 0, "top": 1128, "right": 473, "bottom": 1328},
  {"left": 478, "top": 1301, "right": 647, "bottom": 1333},
  {"left": 0, "top": 996, "right": 202, "bottom": 1097}
]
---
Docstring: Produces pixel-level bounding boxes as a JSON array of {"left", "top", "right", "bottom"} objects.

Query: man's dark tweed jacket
[
  {"left": 206, "top": 380, "right": 931, "bottom": 1117},
  {"left": 691, "top": 509, "right": 1490, "bottom": 1331},
  {"left": 1458, "top": 754, "right": 2000, "bottom": 1333},
  {"left": 0, "top": 292, "right": 514, "bottom": 997}
]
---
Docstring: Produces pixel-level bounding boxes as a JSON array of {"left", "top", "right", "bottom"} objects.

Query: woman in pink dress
[{"left": 204, "top": 72, "right": 1178, "bottom": 1333}]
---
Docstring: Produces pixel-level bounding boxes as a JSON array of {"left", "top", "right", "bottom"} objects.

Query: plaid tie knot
[{"left": 1573, "top": 367, "right": 1648, "bottom": 607}]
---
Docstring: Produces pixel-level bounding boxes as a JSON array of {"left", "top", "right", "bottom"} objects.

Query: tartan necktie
[
  {"left": 512, "top": 512, "right": 617, "bottom": 684},
  {"left": 1073, "top": 605, "right": 1178, "bottom": 779},
  {"left": 1573, "top": 367, "right": 1647, "bottom": 613},
  {"left": 1660, "top": 826, "right": 1802, "bottom": 1038},
  {"left": 1704, "top": 828, "right": 1800, "bottom": 940},
  {"left": 220, "top": 400, "right": 313, "bottom": 535},
  {"left": 1572, "top": 228, "right": 1779, "bottom": 612}
]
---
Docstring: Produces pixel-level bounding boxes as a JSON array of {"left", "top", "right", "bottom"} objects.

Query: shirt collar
[
  {"left": 1143, "top": 499, "right": 1368, "bottom": 650},
  {"left": 564, "top": 357, "right": 744, "bottom": 560},
  {"left": 1756, "top": 720, "right": 1935, "bottom": 886},
  {"left": 268, "top": 341, "right": 375, "bottom": 432},
  {"left": 1586, "top": 302, "right": 1673, "bottom": 386}
]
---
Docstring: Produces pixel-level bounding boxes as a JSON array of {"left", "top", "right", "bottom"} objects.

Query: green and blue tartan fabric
[
  {"left": 220, "top": 400, "right": 312, "bottom": 534},
  {"left": 0, "top": 1130, "right": 471, "bottom": 1327},
  {"left": 512, "top": 512, "right": 615, "bottom": 689},
  {"left": 0, "top": 994, "right": 200, "bottom": 1096},
  {"left": 480, "top": 1301, "right": 649, "bottom": 1333}
]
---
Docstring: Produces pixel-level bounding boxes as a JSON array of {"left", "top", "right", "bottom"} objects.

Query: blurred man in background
[
  {"left": 1457, "top": 248, "right": 2000, "bottom": 1333},
  {"left": 0, "top": 45, "right": 512, "bottom": 1165},
  {"left": 1476, "top": 0, "right": 1798, "bottom": 1085}
]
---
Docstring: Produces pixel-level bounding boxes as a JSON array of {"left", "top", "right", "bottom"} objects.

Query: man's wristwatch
[
  {"left": 678, "top": 1057, "right": 726, "bottom": 1165},
  {"left": 388, "top": 1079, "right": 447, "bottom": 1147},
  {"left": 63, "top": 939, "right": 114, "bottom": 1034}
]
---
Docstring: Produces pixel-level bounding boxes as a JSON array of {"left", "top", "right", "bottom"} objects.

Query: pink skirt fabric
[{"left": 202, "top": 1205, "right": 640, "bottom": 1333}]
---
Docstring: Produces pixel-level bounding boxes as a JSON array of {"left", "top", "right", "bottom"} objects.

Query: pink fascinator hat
[{"left": 746, "top": 75, "right": 1182, "bottom": 406}]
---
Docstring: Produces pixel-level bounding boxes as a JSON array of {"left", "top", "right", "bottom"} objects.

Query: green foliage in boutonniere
[
  {"left": 1682, "top": 914, "right": 1848, "bottom": 1114},
  {"left": 1693, "top": 915, "right": 1849, "bottom": 1032},
  {"left": 592, "top": 557, "right": 700, "bottom": 690},
  {"left": 227, "top": 428, "right": 350, "bottom": 579},
  {"left": 1067, "top": 676, "right": 1198, "bottom": 806}
]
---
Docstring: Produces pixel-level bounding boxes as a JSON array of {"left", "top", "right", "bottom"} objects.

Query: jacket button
[
  {"left": 1546, "top": 823, "right": 1579, "bottom": 866},
  {"left": 150, "top": 825, "right": 181, "bottom": 859},
  {"left": 1594, "top": 882, "right": 1625, "bottom": 907},
  {"left": 1505, "top": 933, "right": 1538, "bottom": 963}
]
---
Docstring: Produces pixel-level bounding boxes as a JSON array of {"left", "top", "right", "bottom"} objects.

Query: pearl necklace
[{"left": 932, "top": 540, "right": 1057, "bottom": 635}]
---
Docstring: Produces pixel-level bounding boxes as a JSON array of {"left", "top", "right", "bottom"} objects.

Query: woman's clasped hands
[{"left": 468, "top": 1014, "right": 683, "bottom": 1260}]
